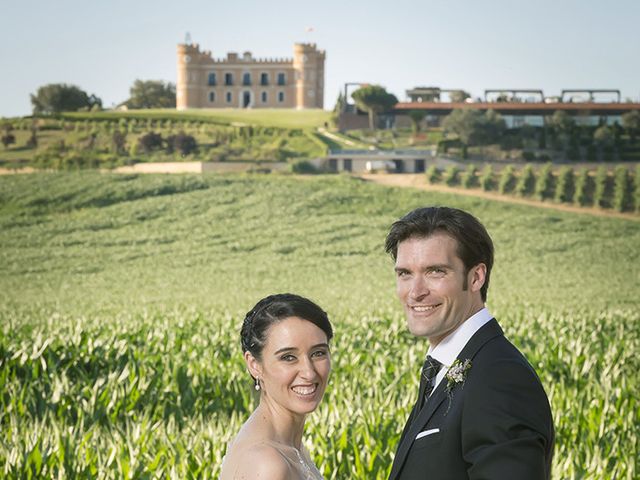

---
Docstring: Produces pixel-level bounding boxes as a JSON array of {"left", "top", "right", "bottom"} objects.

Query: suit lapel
[{"left": 388, "top": 319, "right": 504, "bottom": 480}]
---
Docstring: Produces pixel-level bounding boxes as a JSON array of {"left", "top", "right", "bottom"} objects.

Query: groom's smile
[{"left": 395, "top": 233, "right": 486, "bottom": 346}]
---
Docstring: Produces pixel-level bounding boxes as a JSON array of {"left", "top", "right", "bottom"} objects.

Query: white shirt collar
[{"left": 427, "top": 307, "right": 493, "bottom": 368}]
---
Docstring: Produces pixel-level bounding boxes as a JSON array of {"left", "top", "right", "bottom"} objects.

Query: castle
[{"left": 176, "top": 42, "right": 325, "bottom": 110}]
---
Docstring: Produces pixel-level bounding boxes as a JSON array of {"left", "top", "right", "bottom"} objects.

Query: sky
[{"left": 1, "top": 0, "right": 639, "bottom": 118}]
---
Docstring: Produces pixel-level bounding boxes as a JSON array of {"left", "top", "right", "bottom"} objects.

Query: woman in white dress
[{"left": 220, "top": 293, "right": 332, "bottom": 479}]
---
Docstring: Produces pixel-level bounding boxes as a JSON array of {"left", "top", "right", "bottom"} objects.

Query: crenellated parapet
[{"left": 176, "top": 41, "right": 325, "bottom": 110}]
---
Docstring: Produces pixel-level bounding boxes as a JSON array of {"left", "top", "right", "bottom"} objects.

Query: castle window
[
  {"left": 242, "top": 73, "right": 251, "bottom": 86},
  {"left": 277, "top": 72, "right": 286, "bottom": 86},
  {"left": 278, "top": 91, "right": 285, "bottom": 103},
  {"left": 261, "top": 91, "right": 267, "bottom": 103},
  {"left": 226, "top": 92, "right": 232, "bottom": 103},
  {"left": 209, "top": 92, "right": 216, "bottom": 103},
  {"left": 225, "top": 73, "right": 233, "bottom": 86},
  {"left": 208, "top": 73, "right": 217, "bottom": 86},
  {"left": 260, "top": 73, "right": 269, "bottom": 86}
]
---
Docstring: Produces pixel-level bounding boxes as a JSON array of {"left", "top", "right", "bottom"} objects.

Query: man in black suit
[{"left": 385, "top": 206, "right": 554, "bottom": 480}]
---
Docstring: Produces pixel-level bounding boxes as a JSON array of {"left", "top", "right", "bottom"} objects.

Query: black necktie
[{"left": 418, "top": 355, "right": 443, "bottom": 409}]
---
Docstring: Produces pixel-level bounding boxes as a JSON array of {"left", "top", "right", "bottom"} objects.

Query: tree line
[
  {"left": 28, "top": 80, "right": 177, "bottom": 115},
  {"left": 425, "top": 163, "right": 639, "bottom": 213}
]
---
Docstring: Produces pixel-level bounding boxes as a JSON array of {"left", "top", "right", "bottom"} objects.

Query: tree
[
  {"left": 592, "top": 166, "right": 608, "bottom": 208},
  {"left": 1, "top": 123, "right": 16, "bottom": 149},
  {"left": 460, "top": 164, "right": 478, "bottom": 188},
  {"left": 480, "top": 165, "right": 494, "bottom": 191},
  {"left": 408, "top": 110, "right": 425, "bottom": 134},
  {"left": 442, "top": 109, "right": 505, "bottom": 158},
  {"left": 554, "top": 166, "right": 574, "bottom": 203},
  {"left": 612, "top": 166, "right": 631, "bottom": 212},
  {"left": 621, "top": 111, "right": 640, "bottom": 143},
  {"left": 535, "top": 163, "right": 554, "bottom": 200},
  {"left": 125, "top": 80, "right": 176, "bottom": 109},
  {"left": 111, "top": 130, "right": 127, "bottom": 155},
  {"left": 573, "top": 168, "right": 590, "bottom": 206},
  {"left": 449, "top": 90, "right": 470, "bottom": 103},
  {"left": 498, "top": 165, "right": 516, "bottom": 194},
  {"left": 593, "top": 125, "right": 614, "bottom": 147},
  {"left": 351, "top": 85, "right": 398, "bottom": 131},
  {"left": 548, "top": 110, "right": 575, "bottom": 136},
  {"left": 30, "top": 83, "right": 101, "bottom": 115}
]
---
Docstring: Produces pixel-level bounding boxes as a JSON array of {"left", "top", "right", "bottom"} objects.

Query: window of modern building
[
  {"left": 242, "top": 73, "right": 251, "bottom": 86},
  {"left": 278, "top": 91, "right": 285, "bottom": 103},
  {"left": 261, "top": 91, "right": 267, "bottom": 103},
  {"left": 224, "top": 73, "right": 233, "bottom": 86},
  {"left": 343, "top": 159, "right": 352, "bottom": 172},
  {"left": 277, "top": 72, "right": 286, "bottom": 86},
  {"left": 209, "top": 91, "right": 216, "bottom": 103},
  {"left": 226, "top": 92, "right": 232, "bottom": 104},
  {"left": 208, "top": 73, "right": 216, "bottom": 86},
  {"left": 260, "top": 73, "right": 269, "bottom": 86}
]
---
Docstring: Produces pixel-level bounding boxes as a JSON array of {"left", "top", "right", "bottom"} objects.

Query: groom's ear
[
  {"left": 244, "top": 351, "right": 262, "bottom": 379},
  {"left": 469, "top": 263, "right": 487, "bottom": 293}
]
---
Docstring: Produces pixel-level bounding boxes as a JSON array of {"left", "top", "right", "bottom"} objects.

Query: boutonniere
[{"left": 444, "top": 359, "right": 472, "bottom": 413}]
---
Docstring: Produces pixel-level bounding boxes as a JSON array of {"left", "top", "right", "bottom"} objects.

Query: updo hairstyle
[{"left": 240, "top": 293, "right": 333, "bottom": 361}]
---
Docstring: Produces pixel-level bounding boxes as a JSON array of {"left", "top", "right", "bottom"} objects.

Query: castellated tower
[
  {"left": 293, "top": 43, "right": 325, "bottom": 109},
  {"left": 176, "top": 41, "right": 325, "bottom": 110},
  {"left": 176, "top": 43, "right": 215, "bottom": 110}
]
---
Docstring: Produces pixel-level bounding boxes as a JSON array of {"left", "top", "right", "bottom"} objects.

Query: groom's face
[{"left": 394, "top": 232, "right": 485, "bottom": 346}]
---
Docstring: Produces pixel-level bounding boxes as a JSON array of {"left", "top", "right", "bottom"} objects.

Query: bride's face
[{"left": 249, "top": 316, "right": 331, "bottom": 416}]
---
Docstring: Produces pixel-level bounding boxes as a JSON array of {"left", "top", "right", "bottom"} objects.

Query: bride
[{"left": 220, "top": 293, "right": 333, "bottom": 479}]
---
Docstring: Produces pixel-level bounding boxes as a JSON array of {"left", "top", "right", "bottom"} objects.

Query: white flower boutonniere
[{"left": 444, "top": 359, "right": 472, "bottom": 413}]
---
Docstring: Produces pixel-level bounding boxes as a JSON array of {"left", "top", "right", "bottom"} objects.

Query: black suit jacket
[{"left": 388, "top": 319, "right": 554, "bottom": 480}]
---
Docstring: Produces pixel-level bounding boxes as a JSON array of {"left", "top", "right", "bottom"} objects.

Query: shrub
[
  {"left": 138, "top": 132, "right": 163, "bottom": 153},
  {"left": 498, "top": 165, "right": 516, "bottom": 194},
  {"left": 554, "top": 166, "right": 574, "bottom": 203},
  {"left": 612, "top": 166, "right": 631, "bottom": 212},
  {"left": 592, "top": 166, "right": 609, "bottom": 208},
  {"left": 535, "top": 163, "right": 554, "bottom": 200},
  {"left": 1, "top": 133, "right": 16, "bottom": 149},
  {"left": 573, "top": 168, "right": 590, "bottom": 206},
  {"left": 480, "top": 165, "right": 494, "bottom": 191},
  {"left": 166, "top": 132, "right": 198, "bottom": 156},
  {"left": 442, "top": 166, "right": 460, "bottom": 186},
  {"left": 635, "top": 165, "right": 640, "bottom": 213},
  {"left": 460, "top": 164, "right": 478, "bottom": 188},
  {"left": 290, "top": 160, "right": 319, "bottom": 174},
  {"left": 425, "top": 165, "right": 440, "bottom": 184},
  {"left": 514, "top": 165, "right": 535, "bottom": 197}
]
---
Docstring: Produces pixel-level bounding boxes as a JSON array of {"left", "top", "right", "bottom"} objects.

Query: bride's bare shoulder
[{"left": 222, "top": 442, "right": 291, "bottom": 480}]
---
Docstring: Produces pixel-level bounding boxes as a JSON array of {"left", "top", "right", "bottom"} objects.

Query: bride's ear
[{"left": 244, "top": 351, "right": 262, "bottom": 379}]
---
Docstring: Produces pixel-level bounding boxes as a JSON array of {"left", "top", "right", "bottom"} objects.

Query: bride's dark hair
[{"left": 240, "top": 293, "right": 333, "bottom": 361}]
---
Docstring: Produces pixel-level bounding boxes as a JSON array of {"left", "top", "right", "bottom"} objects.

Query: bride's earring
[{"left": 254, "top": 378, "right": 261, "bottom": 391}]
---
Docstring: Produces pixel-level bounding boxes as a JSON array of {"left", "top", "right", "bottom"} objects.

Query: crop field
[{"left": 0, "top": 172, "right": 638, "bottom": 478}]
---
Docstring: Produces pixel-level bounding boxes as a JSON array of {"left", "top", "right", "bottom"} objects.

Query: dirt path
[{"left": 358, "top": 173, "right": 639, "bottom": 221}]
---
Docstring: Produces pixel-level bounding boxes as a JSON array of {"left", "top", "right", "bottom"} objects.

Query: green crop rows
[{"left": 1, "top": 173, "right": 638, "bottom": 478}]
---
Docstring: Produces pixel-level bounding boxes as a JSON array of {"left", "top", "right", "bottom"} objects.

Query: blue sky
[{"left": 1, "top": 0, "right": 638, "bottom": 117}]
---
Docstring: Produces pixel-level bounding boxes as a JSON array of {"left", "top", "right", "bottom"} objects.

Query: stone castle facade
[{"left": 176, "top": 42, "right": 325, "bottom": 110}]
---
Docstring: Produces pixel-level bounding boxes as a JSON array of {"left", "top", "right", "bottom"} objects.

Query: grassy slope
[
  {"left": 0, "top": 173, "right": 637, "bottom": 478},
  {"left": 62, "top": 108, "right": 332, "bottom": 129}
]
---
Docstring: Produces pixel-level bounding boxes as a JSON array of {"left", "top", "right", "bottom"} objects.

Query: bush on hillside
[
  {"left": 498, "top": 165, "right": 516, "bottom": 194},
  {"left": 573, "top": 168, "right": 590, "bottom": 206},
  {"left": 612, "top": 166, "right": 631, "bottom": 212},
  {"left": 514, "top": 165, "right": 535, "bottom": 197},
  {"left": 460, "top": 164, "right": 478, "bottom": 188},
  {"left": 554, "top": 166, "right": 574, "bottom": 203},
  {"left": 535, "top": 163, "right": 554, "bottom": 200},
  {"left": 480, "top": 165, "right": 494, "bottom": 191},
  {"left": 425, "top": 165, "right": 440, "bottom": 184},
  {"left": 593, "top": 166, "right": 609, "bottom": 208}
]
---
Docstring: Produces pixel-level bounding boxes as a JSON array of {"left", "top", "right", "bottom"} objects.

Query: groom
[{"left": 385, "top": 206, "right": 554, "bottom": 480}]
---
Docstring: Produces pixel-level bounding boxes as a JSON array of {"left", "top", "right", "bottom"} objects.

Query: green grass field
[
  {"left": 62, "top": 108, "right": 332, "bottom": 130},
  {"left": 0, "top": 173, "right": 638, "bottom": 478}
]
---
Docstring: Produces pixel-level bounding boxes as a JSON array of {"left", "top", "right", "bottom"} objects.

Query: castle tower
[
  {"left": 176, "top": 43, "right": 213, "bottom": 110},
  {"left": 293, "top": 43, "right": 326, "bottom": 109}
]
